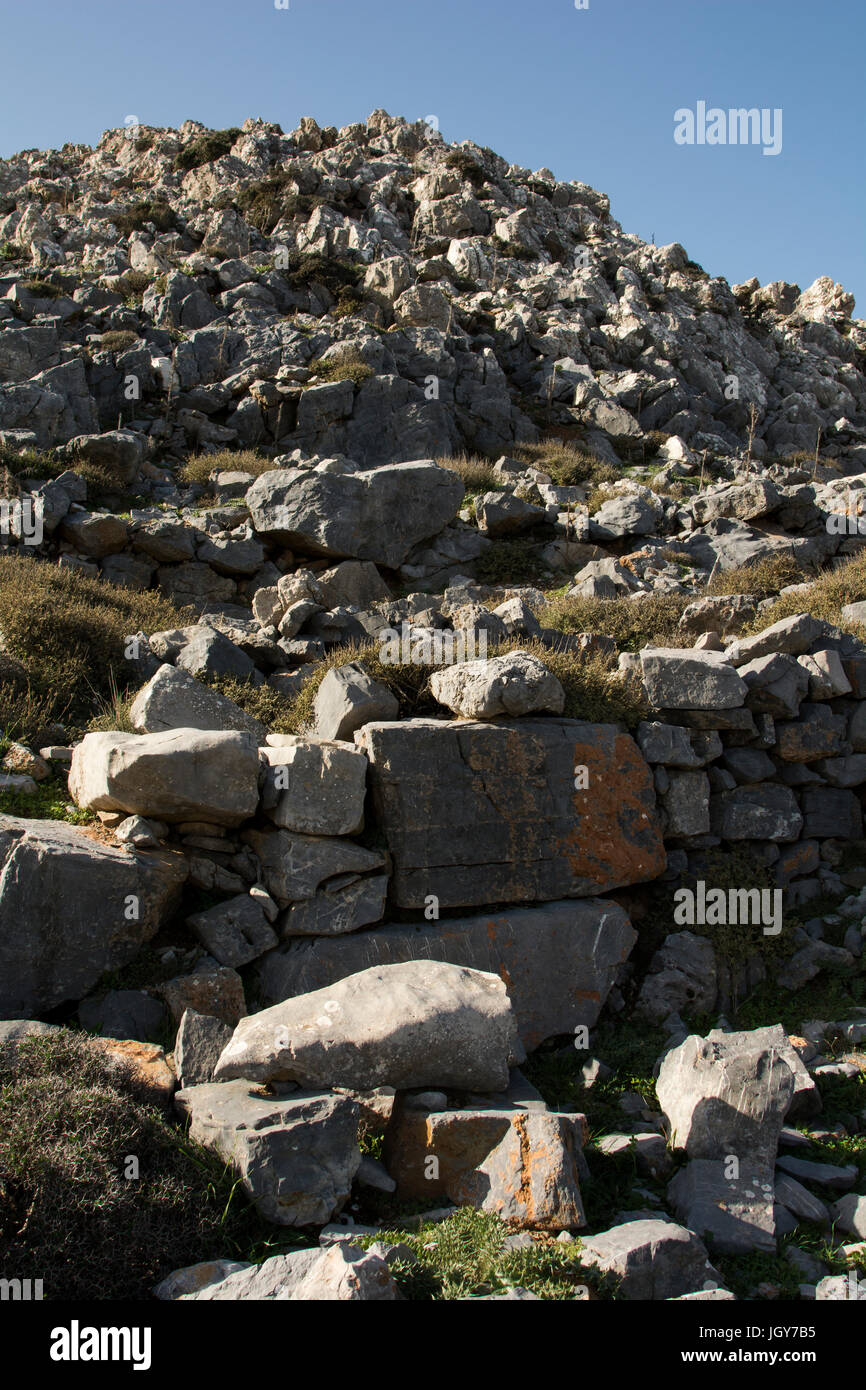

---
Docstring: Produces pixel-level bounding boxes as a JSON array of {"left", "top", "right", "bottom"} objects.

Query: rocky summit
[{"left": 0, "top": 110, "right": 865, "bottom": 1307}]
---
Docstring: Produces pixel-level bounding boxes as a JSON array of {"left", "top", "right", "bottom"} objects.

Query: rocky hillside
[{"left": 0, "top": 112, "right": 865, "bottom": 1305}]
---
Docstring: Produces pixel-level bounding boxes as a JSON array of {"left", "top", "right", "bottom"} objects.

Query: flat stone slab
[
  {"left": 355, "top": 718, "right": 665, "bottom": 910},
  {"left": 254, "top": 898, "right": 636, "bottom": 1049}
]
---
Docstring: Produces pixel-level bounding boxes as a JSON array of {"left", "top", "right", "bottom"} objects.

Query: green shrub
[
  {"left": 233, "top": 172, "right": 319, "bottom": 234},
  {"left": 0, "top": 1030, "right": 278, "bottom": 1300},
  {"left": 0, "top": 777, "right": 93, "bottom": 824},
  {"left": 445, "top": 150, "right": 486, "bottom": 190},
  {"left": 174, "top": 127, "right": 242, "bottom": 173},
  {"left": 358, "top": 1207, "right": 592, "bottom": 1300}
]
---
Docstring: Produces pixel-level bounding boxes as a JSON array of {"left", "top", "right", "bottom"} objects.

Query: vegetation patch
[
  {"left": 174, "top": 127, "right": 242, "bottom": 173},
  {"left": 0, "top": 554, "right": 190, "bottom": 737},
  {"left": 0, "top": 1030, "right": 281, "bottom": 1301}
]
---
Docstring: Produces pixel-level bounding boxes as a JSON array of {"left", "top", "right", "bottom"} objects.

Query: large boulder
[
  {"left": 160, "top": 1243, "right": 397, "bottom": 1301},
  {"left": 354, "top": 718, "right": 665, "bottom": 910},
  {"left": 245, "top": 461, "right": 464, "bottom": 568},
  {"left": 215, "top": 961, "right": 523, "bottom": 1092},
  {"left": 254, "top": 899, "right": 636, "bottom": 1049},
  {"left": 69, "top": 728, "right": 261, "bottom": 826},
  {"left": 130, "top": 664, "right": 267, "bottom": 740},
  {"left": 174, "top": 1081, "right": 360, "bottom": 1226},
  {"left": 430, "top": 651, "right": 565, "bottom": 719},
  {"left": 639, "top": 649, "right": 747, "bottom": 710},
  {"left": 0, "top": 816, "right": 186, "bottom": 1017}
]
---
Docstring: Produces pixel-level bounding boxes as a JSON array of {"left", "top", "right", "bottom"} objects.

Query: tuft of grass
[
  {"left": 20, "top": 278, "right": 63, "bottom": 299},
  {"left": 0, "top": 553, "right": 190, "bottom": 734},
  {"left": 100, "top": 329, "right": 139, "bottom": 353},
  {"left": 474, "top": 537, "right": 547, "bottom": 587},
  {"left": 540, "top": 590, "right": 692, "bottom": 652},
  {"left": 174, "top": 127, "right": 242, "bottom": 173},
  {"left": 232, "top": 172, "right": 320, "bottom": 234},
  {"left": 704, "top": 554, "right": 804, "bottom": 599},
  {"left": 747, "top": 550, "right": 866, "bottom": 636},
  {"left": 512, "top": 440, "right": 621, "bottom": 490},
  {"left": 0, "top": 777, "right": 93, "bottom": 825},
  {"left": 308, "top": 349, "right": 373, "bottom": 386},
  {"left": 203, "top": 676, "right": 298, "bottom": 734},
  {"left": 0, "top": 1029, "right": 282, "bottom": 1301},
  {"left": 178, "top": 448, "right": 275, "bottom": 488},
  {"left": 437, "top": 453, "right": 504, "bottom": 493}
]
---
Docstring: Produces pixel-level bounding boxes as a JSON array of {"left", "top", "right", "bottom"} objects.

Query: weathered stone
[
  {"left": 726, "top": 615, "right": 829, "bottom": 666},
  {"left": 639, "top": 649, "right": 746, "bottom": 710},
  {"left": 578, "top": 1220, "right": 720, "bottom": 1300},
  {"left": 658, "top": 1026, "right": 798, "bottom": 1252},
  {"left": 242, "top": 828, "right": 386, "bottom": 906},
  {"left": 254, "top": 899, "right": 635, "bottom": 1049},
  {"left": 186, "top": 894, "right": 279, "bottom": 968},
  {"left": 69, "top": 728, "right": 260, "bottom": 826},
  {"left": 313, "top": 663, "right": 399, "bottom": 741},
  {"left": 801, "top": 787, "right": 863, "bottom": 839},
  {"left": 167, "top": 1243, "right": 397, "bottom": 1300},
  {"left": 130, "top": 664, "right": 266, "bottom": 740},
  {"left": 661, "top": 770, "right": 710, "bottom": 837},
  {"left": 710, "top": 784, "right": 803, "bottom": 841},
  {"left": 175, "top": 1081, "right": 361, "bottom": 1226},
  {"left": 776, "top": 705, "right": 848, "bottom": 762},
  {"left": 279, "top": 875, "right": 388, "bottom": 937},
  {"left": 0, "top": 816, "right": 185, "bottom": 1017},
  {"left": 174, "top": 1009, "right": 234, "bottom": 1087},
  {"left": 355, "top": 718, "right": 665, "bottom": 910},
  {"left": 430, "top": 651, "right": 565, "bottom": 719},
  {"left": 262, "top": 737, "right": 368, "bottom": 836},
  {"left": 636, "top": 932, "right": 717, "bottom": 1020},
  {"left": 215, "top": 961, "right": 523, "bottom": 1092},
  {"left": 246, "top": 462, "right": 464, "bottom": 568},
  {"left": 157, "top": 958, "right": 246, "bottom": 1026},
  {"left": 384, "top": 1104, "right": 587, "bottom": 1230}
]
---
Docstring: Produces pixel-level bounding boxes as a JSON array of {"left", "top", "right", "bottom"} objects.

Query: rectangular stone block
[
  {"left": 254, "top": 898, "right": 637, "bottom": 1049},
  {"left": 354, "top": 718, "right": 665, "bottom": 910}
]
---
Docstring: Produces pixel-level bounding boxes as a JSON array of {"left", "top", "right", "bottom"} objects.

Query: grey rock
[
  {"left": 215, "top": 960, "right": 523, "bottom": 1092},
  {"left": 186, "top": 894, "right": 279, "bottom": 968},
  {"left": 640, "top": 649, "right": 747, "bottom": 711},
  {"left": 312, "top": 663, "right": 399, "bottom": 741},
  {"left": 254, "top": 898, "right": 635, "bottom": 1050},
  {"left": 578, "top": 1219, "right": 720, "bottom": 1300},
  {"left": 130, "top": 664, "right": 266, "bottom": 740},
  {"left": 430, "top": 650, "right": 565, "bottom": 719},
  {"left": 174, "top": 1009, "right": 234, "bottom": 1087},
  {"left": 0, "top": 816, "right": 185, "bottom": 1017},
  {"left": 69, "top": 728, "right": 261, "bottom": 826},
  {"left": 175, "top": 1080, "right": 361, "bottom": 1226}
]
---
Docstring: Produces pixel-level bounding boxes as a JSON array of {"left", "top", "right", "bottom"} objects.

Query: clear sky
[{"left": 0, "top": 0, "right": 862, "bottom": 310}]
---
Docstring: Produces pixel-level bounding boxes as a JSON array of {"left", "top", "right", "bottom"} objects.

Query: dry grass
[
  {"left": 747, "top": 550, "right": 866, "bottom": 635},
  {"left": 539, "top": 590, "right": 692, "bottom": 652},
  {"left": 0, "top": 554, "right": 190, "bottom": 736},
  {"left": 178, "top": 448, "right": 276, "bottom": 488},
  {"left": 437, "top": 453, "right": 504, "bottom": 493},
  {"left": 512, "top": 440, "right": 621, "bottom": 490}
]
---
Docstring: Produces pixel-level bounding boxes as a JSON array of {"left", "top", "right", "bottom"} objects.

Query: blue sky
[{"left": 1, "top": 0, "right": 862, "bottom": 310}]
